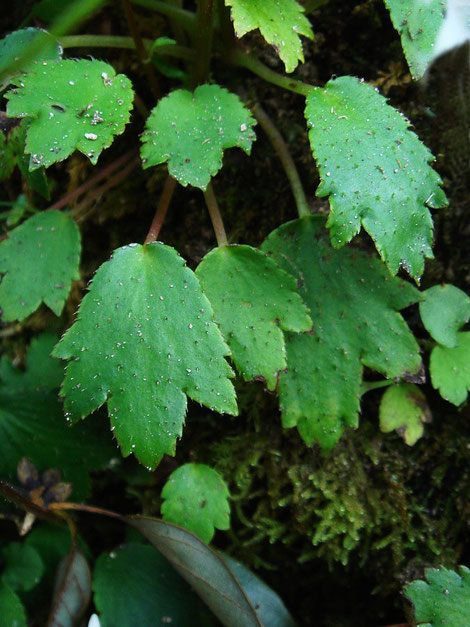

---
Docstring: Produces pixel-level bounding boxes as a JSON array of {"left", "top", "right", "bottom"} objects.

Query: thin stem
[
  {"left": 46, "top": 150, "right": 137, "bottom": 212},
  {"left": 253, "top": 103, "right": 309, "bottom": 219},
  {"left": 50, "top": 501, "right": 124, "bottom": 521},
  {"left": 204, "top": 183, "right": 228, "bottom": 247},
  {"left": 122, "top": 0, "right": 160, "bottom": 97},
  {"left": 130, "top": 0, "right": 196, "bottom": 33},
  {"left": 144, "top": 175, "right": 177, "bottom": 244},
  {"left": 360, "top": 379, "right": 395, "bottom": 395},
  {"left": 192, "top": 0, "right": 214, "bottom": 87},
  {"left": 230, "top": 50, "right": 315, "bottom": 97},
  {"left": 60, "top": 35, "right": 193, "bottom": 61}
]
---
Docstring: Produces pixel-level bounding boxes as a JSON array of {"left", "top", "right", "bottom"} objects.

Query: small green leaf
[
  {"left": 261, "top": 217, "right": 421, "bottom": 449},
  {"left": 53, "top": 242, "right": 237, "bottom": 469},
  {"left": 140, "top": 84, "right": 255, "bottom": 189},
  {"left": 0, "top": 581, "right": 27, "bottom": 627},
  {"left": 379, "top": 383, "right": 431, "bottom": 446},
  {"left": 224, "top": 0, "right": 314, "bottom": 72},
  {"left": 128, "top": 516, "right": 262, "bottom": 627},
  {"left": 196, "top": 245, "right": 312, "bottom": 390},
  {"left": 0, "top": 28, "right": 62, "bottom": 85},
  {"left": 430, "top": 332, "right": 470, "bottom": 406},
  {"left": 1, "top": 542, "right": 44, "bottom": 592},
  {"left": 419, "top": 284, "right": 470, "bottom": 348},
  {"left": 5, "top": 195, "right": 32, "bottom": 228},
  {"left": 93, "top": 543, "right": 216, "bottom": 626},
  {"left": 6, "top": 59, "right": 134, "bottom": 169},
  {"left": 161, "top": 463, "right": 230, "bottom": 543},
  {"left": 384, "top": 0, "right": 445, "bottom": 79},
  {"left": 305, "top": 76, "right": 447, "bottom": 279},
  {"left": 404, "top": 565, "right": 470, "bottom": 626},
  {"left": 48, "top": 550, "right": 91, "bottom": 627},
  {"left": 0, "top": 210, "right": 81, "bottom": 321}
]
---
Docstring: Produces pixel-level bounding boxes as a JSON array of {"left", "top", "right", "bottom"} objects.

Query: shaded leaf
[
  {"left": 6, "top": 59, "right": 134, "bottom": 169},
  {"left": 261, "top": 217, "right": 421, "bottom": 449},
  {"left": 379, "top": 383, "right": 431, "bottom": 445},
  {"left": 0, "top": 210, "right": 80, "bottom": 321},
  {"left": 0, "top": 581, "right": 27, "bottom": 627},
  {"left": 1, "top": 542, "right": 44, "bottom": 592},
  {"left": 384, "top": 0, "right": 445, "bottom": 79},
  {"left": 0, "top": 28, "right": 62, "bottom": 85},
  {"left": 4, "top": 195, "right": 32, "bottom": 228},
  {"left": 93, "top": 543, "right": 216, "bottom": 626},
  {"left": 161, "top": 463, "right": 230, "bottom": 543},
  {"left": 128, "top": 516, "right": 262, "bottom": 627},
  {"left": 141, "top": 84, "right": 255, "bottom": 189},
  {"left": 197, "top": 245, "right": 312, "bottom": 390},
  {"left": 304, "top": 76, "right": 447, "bottom": 279},
  {"left": 404, "top": 565, "right": 470, "bottom": 626},
  {"left": 224, "top": 0, "right": 313, "bottom": 72},
  {"left": 48, "top": 549, "right": 91, "bottom": 626},
  {"left": 430, "top": 332, "right": 470, "bottom": 406},
  {"left": 419, "top": 284, "right": 470, "bottom": 348},
  {"left": 53, "top": 242, "right": 237, "bottom": 469}
]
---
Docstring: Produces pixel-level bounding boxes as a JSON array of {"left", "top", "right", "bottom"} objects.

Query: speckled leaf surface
[
  {"left": 161, "top": 463, "right": 230, "bottom": 543},
  {"left": 261, "top": 216, "right": 421, "bottom": 449},
  {"left": 379, "top": 383, "right": 431, "bottom": 445},
  {"left": 140, "top": 85, "right": 255, "bottom": 189},
  {"left": 52, "top": 242, "right": 237, "bottom": 469},
  {"left": 0, "top": 27, "right": 62, "bottom": 84},
  {"left": 419, "top": 284, "right": 470, "bottom": 348},
  {"left": 0, "top": 210, "right": 80, "bottom": 321},
  {"left": 305, "top": 76, "right": 447, "bottom": 279},
  {"left": 196, "top": 245, "right": 312, "bottom": 390},
  {"left": 224, "top": 0, "right": 313, "bottom": 72},
  {"left": 5, "top": 59, "right": 133, "bottom": 169},
  {"left": 430, "top": 332, "right": 470, "bottom": 406},
  {"left": 384, "top": 0, "right": 445, "bottom": 79},
  {"left": 405, "top": 565, "right": 470, "bottom": 626}
]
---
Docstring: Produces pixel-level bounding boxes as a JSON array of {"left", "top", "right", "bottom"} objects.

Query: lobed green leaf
[
  {"left": 419, "top": 284, "right": 470, "bottom": 348},
  {"left": 430, "top": 332, "right": 470, "bottom": 406},
  {"left": 379, "top": 383, "right": 431, "bottom": 445}
]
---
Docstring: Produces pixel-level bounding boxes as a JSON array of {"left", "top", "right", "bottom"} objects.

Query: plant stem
[
  {"left": 50, "top": 501, "right": 124, "bottom": 520},
  {"left": 60, "top": 35, "right": 193, "bottom": 61},
  {"left": 144, "top": 175, "right": 177, "bottom": 244},
  {"left": 192, "top": 0, "right": 214, "bottom": 87},
  {"left": 130, "top": 0, "right": 196, "bottom": 33},
  {"left": 204, "top": 183, "right": 228, "bottom": 247},
  {"left": 121, "top": 0, "right": 161, "bottom": 97},
  {"left": 230, "top": 50, "right": 314, "bottom": 97},
  {"left": 360, "top": 379, "right": 395, "bottom": 395},
  {"left": 253, "top": 103, "right": 310, "bottom": 219}
]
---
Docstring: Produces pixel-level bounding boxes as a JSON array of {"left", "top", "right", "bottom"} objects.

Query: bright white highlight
[{"left": 432, "top": 0, "right": 470, "bottom": 61}]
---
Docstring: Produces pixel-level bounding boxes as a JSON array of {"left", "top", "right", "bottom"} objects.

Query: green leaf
[
  {"left": 52, "top": 242, "right": 237, "bottom": 469},
  {"left": 0, "top": 210, "right": 81, "bottom": 321},
  {"left": 48, "top": 550, "right": 91, "bottom": 627},
  {"left": 419, "top": 284, "right": 470, "bottom": 348},
  {"left": 0, "top": 28, "right": 62, "bottom": 85},
  {"left": 0, "top": 335, "right": 116, "bottom": 501},
  {"left": 1, "top": 542, "right": 44, "bottom": 592},
  {"left": 161, "top": 463, "right": 230, "bottom": 543},
  {"left": 196, "top": 245, "right": 312, "bottom": 390},
  {"left": 0, "top": 581, "right": 27, "bottom": 627},
  {"left": 128, "top": 516, "right": 262, "bottom": 627},
  {"left": 140, "top": 84, "right": 255, "bottom": 190},
  {"left": 261, "top": 216, "right": 421, "bottom": 449},
  {"left": 430, "top": 332, "right": 470, "bottom": 406},
  {"left": 304, "top": 75, "right": 447, "bottom": 280},
  {"left": 404, "top": 565, "right": 470, "bottom": 626},
  {"left": 93, "top": 543, "right": 216, "bottom": 626},
  {"left": 6, "top": 59, "right": 134, "bottom": 169},
  {"left": 223, "top": 555, "right": 297, "bottom": 627},
  {"left": 5, "top": 195, "right": 32, "bottom": 228},
  {"left": 379, "top": 383, "right": 431, "bottom": 446},
  {"left": 384, "top": 0, "right": 445, "bottom": 79},
  {"left": 224, "top": 0, "right": 314, "bottom": 73}
]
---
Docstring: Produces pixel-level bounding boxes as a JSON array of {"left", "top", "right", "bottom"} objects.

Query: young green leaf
[
  {"left": 430, "top": 332, "right": 470, "bottom": 406},
  {"left": 0, "top": 210, "right": 81, "bottom": 321},
  {"left": 0, "top": 27, "right": 62, "bottom": 85},
  {"left": 196, "top": 245, "right": 312, "bottom": 390},
  {"left": 261, "top": 216, "right": 421, "bottom": 449},
  {"left": 419, "top": 284, "right": 470, "bottom": 348},
  {"left": 379, "top": 383, "right": 431, "bottom": 446},
  {"left": 140, "top": 84, "right": 255, "bottom": 190},
  {"left": 0, "top": 334, "right": 116, "bottom": 501},
  {"left": 384, "top": 0, "right": 445, "bottom": 79},
  {"left": 305, "top": 76, "right": 447, "bottom": 280},
  {"left": 404, "top": 565, "right": 470, "bottom": 626},
  {"left": 224, "top": 0, "right": 313, "bottom": 73},
  {"left": 1, "top": 542, "right": 44, "bottom": 592},
  {"left": 161, "top": 463, "right": 230, "bottom": 543},
  {"left": 52, "top": 242, "right": 237, "bottom": 469},
  {"left": 93, "top": 543, "right": 216, "bottom": 626},
  {"left": 5, "top": 59, "right": 134, "bottom": 169},
  {"left": 0, "top": 581, "right": 27, "bottom": 627}
]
